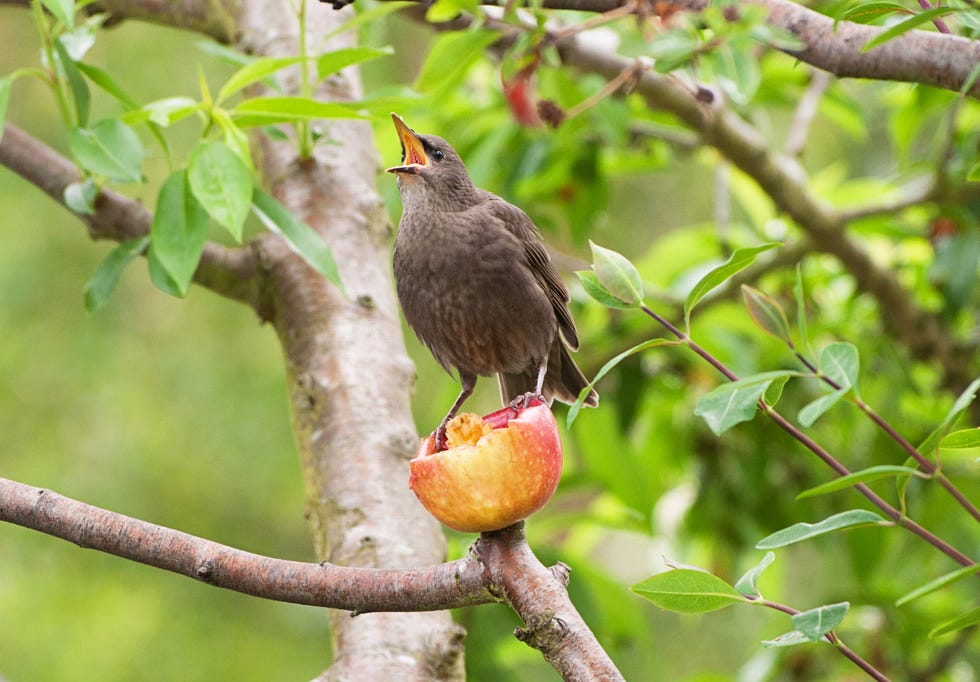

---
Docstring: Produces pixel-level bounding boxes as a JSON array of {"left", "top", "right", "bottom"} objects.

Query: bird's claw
[
  {"left": 509, "top": 392, "right": 546, "bottom": 412},
  {"left": 434, "top": 424, "right": 449, "bottom": 452}
]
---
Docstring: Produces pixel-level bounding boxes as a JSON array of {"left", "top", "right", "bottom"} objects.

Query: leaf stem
[{"left": 640, "top": 304, "right": 977, "bottom": 568}]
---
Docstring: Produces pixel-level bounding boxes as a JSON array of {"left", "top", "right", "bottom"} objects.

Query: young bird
[{"left": 387, "top": 114, "right": 598, "bottom": 450}]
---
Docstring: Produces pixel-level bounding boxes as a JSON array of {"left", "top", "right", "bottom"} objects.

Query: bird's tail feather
[{"left": 498, "top": 339, "right": 598, "bottom": 408}]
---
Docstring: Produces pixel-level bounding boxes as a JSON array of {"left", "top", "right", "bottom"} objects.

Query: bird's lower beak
[{"left": 387, "top": 113, "right": 428, "bottom": 175}]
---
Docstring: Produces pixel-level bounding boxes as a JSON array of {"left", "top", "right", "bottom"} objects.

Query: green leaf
[
  {"left": 694, "top": 371, "right": 799, "bottom": 436},
  {"left": 742, "top": 285, "right": 793, "bottom": 346},
  {"left": 734, "top": 552, "right": 775, "bottom": 598},
  {"left": 316, "top": 46, "right": 393, "bottom": 81},
  {"left": 819, "top": 341, "right": 860, "bottom": 395},
  {"left": 251, "top": 188, "right": 344, "bottom": 292},
  {"left": 425, "top": 0, "right": 479, "bottom": 22},
  {"left": 840, "top": 1, "right": 913, "bottom": 24},
  {"left": 793, "top": 264, "right": 811, "bottom": 355},
  {"left": 321, "top": 1, "right": 413, "bottom": 42},
  {"left": 83, "top": 236, "right": 148, "bottom": 312},
  {"left": 576, "top": 270, "right": 638, "bottom": 310},
  {"left": 929, "top": 607, "right": 980, "bottom": 638},
  {"left": 647, "top": 30, "right": 699, "bottom": 73},
  {"left": 63, "top": 178, "right": 97, "bottom": 215},
  {"left": 968, "top": 161, "right": 980, "bottom": 182},
  {"left": 74, "top": 61, "right": 138, "bottom": 109},
  {"left": 938, "top": 428, "right": 980, "bottom": 460},
  {"left": 150, "top": 170, "right": 208, "bottom": 296},
  {"left": 0, "top": 76, "right": 10, "bottom": 142},
  {"left": 756, "top": 510, "right": 888, "bottom": 549},
  {"left": 414, "top": 29, "right": 500, "bottom": 93},
  {"left": 632, "top": 569, "right": 746, "bottom": 613},
  {"left": 589, "top": 241, "right": 644, "bottom": 307},
  {"left": 54, "top": 37, "right": 90, "bottom": 126},
  {"left": 85, "top": 237, "right": 150, "bottom": 313},
  {"left": 126, "top": 97, "right": 200, "bottom": 127},
  {"left": 793, "top": 602, "right": 849, "bottom": 641},
  {"left": 762, "top": 630, "right": 810, "bottom": 648},
  {"left": 231, "top": 97, "right": 365, "bottom": 127},
  {"left": 217, "top": 55, "right": 307, "bottom": 104},
  {"left": 895, "top": 563, "right": 980, "bottom": 606},
  {"left": 683, "top": 243, "right": 779, "bottom": 328},
  {"left": 797, "top": 387, "right": 848, "bottom": 427},
  {"left": 917, "top": 377, "right": 980, "bottom": 457},
  {"left": 566, "top": 337, "right": 673, "bottom": 427},
  {"left": 797, "top": 465, "right": 926, "bottom": 500},
  {"left": 41, "top": 0, "right": 75, "bottom": 28},
  {"left": 69, "top": 119, "right": 144, "bottom": 183},
  {"left": 187, "top": 140, "right": 252, "bottom": 241},
  {"left": 147, "top": 244, "right": 183, "bottom": 297},
  {"left": 861, "top": 7, "right": 956, "bottom": 52},
  {"left": 711, "top": 42, "right": 760, "bottom": 105},
  {"left": 213, "top": 109, "right": 252, "bottom": 170}
]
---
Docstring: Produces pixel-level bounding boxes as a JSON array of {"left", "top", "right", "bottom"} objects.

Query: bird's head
[{"left": 387, "top": 113, "right": 477, "bottom": 209}]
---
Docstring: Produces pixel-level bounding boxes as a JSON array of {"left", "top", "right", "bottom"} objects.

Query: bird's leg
[
  {"left": 434, "top": 372, "right": 476, "bottom": 451},
  {"left": 510, "top": 361, "right": 548, "bottom": 411}
]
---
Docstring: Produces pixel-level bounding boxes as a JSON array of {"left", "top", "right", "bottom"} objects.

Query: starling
[{"left": 387, "top": 114, "right": 598, "bottom": 449}]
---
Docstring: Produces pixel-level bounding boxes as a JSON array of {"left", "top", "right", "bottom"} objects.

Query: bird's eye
[{"left": 432, "top": 149, "right": 445, "bottom": 161}]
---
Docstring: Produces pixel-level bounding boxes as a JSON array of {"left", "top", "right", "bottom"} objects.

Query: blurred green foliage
[{"left": 2, "top": 0, "right": 978, "bottom": 680}]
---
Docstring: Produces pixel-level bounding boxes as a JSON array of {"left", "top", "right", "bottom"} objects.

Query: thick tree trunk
[{"left": 236, "top": 2, "right": 465, "bottom": 678}]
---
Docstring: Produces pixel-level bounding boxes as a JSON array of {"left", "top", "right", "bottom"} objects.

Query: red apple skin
[{"left": 408, "top": 403, "right": 562, "bottom": 533}]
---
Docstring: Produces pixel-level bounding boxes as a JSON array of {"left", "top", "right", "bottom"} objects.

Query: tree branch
[
  {"left": 0, "top": 476, "right": 493, "bottom": 612},
  {"left": 0, "top": 123, "right": 263, "bottom": 308}
]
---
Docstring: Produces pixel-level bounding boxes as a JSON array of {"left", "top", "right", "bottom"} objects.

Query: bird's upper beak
[{"left": 386, "top": 113, "right": 428, "bottom": 175}]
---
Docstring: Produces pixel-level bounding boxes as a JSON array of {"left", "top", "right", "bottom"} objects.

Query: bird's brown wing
[{"left": 482, "top": 192, "right": 580, "bottom": 350}]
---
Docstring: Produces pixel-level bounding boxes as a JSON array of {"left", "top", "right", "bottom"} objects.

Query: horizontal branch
[
  {"left": 427, "top": 0, "right": 980, "bottom": 97},
  {"left": 0, "top": 476, "right": 494, "bottom": 612},
  {"left": 0, "top": 123, "right": 262, "bottom": 307}
]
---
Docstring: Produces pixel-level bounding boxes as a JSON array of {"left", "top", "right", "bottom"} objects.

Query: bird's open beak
[{"left": 386, "top": 113, "right": 428, "bottom": 175}]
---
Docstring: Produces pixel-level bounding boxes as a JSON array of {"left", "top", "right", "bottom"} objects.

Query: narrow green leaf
[
  {"left": 764, "top": 374, "right": 791, "bottom": 406},
  {"left": 566, "top": 337, "right": 673, "bottom": 427},
  {"left": 694, "top": 371, "right": 799, "bottom": 436},
  {"left": 54, "top": 37, "right": 90, "bottom": 126},
  {"left": 195, "top": 39, "right": 255, "bottom": 68},
  {"left": 631, "top": 569, "right": 746, "bottom": 613},
  {"left": 797, "top": 465, "right": 925, "bottom": 500},
  {"left": 576, "top": 270, "right": 638, "bottom": 310},
  {"left": 414, "top": 29, "right": 500, "bottom": 93},
  {"left": 819, "top": 341, "right": 860, "bottom": 395},
  {"left": 69, "top": 119, "right": 144, "bottom": 183},
  {"left": 938, "top": 428, "right": 980, "bottom": 459},
  {"left": 188, "top": 140, "right": 252, "bottom": 241},
  {"left": 0, "top": 76, "right": 10, "bottom": 142},
  {"left": 41, "top": 0, "right": 75, "bottom": 28},
  {"left": 917, "top": 377, "right": 980, "bottom": 457},
  {"left": 217, "top": 55, "right": 307, "bottom": 104},
  {"left": 862, "top": 8, "right": 957, "bottom": 52},
  {"left": 929, "top": 607, "right": 980, "bottom": 638},
  {"left": 762, "top": 630, "right": 810, "bottom": 648},
  {"left": 150, "top": 170, "right": 208, "bottom": 296},
  {"left": 213, "top": 109, "right": 252, "bottom": 170},
  {"left": 840, "top": 1, "right": 913, "bottom": 24},
  {"left": 425, "top": 0, "right": 479, "bottom": 22},
  {"left": 797, "top": 387, "right": 848, "bottom": 427},
  {"left": 321, "top": 1, "right": 413, "bottom": 42},
  {"left": 251, "top": 188, "right": 344, "bottom": 292},
  {"left": 896, "top": 564, "right": 980, "bottom": 606},
  {"left": 756, "top": 510, "right": 888, "bottom": 549},
  {"left": 793, "top": 602, "right": 849, "bottom": 641},
  {"left": 793, "top": 264, "right": 811, "bottom": 356},
  {"left": 63, "top": 178, "right": 97, "bottom": 215},
  {"left": 84, "top": 236, "right": 148, "bottom": 312},
  {"left": 742, "top": 285, "right": 793, "bottom": 346},
  {"left": 231, "top": 97, "right": 365, "bottom": 127},
  {"left": 316, "top": 46, "right": 393, "bottom": 81},
  {"left": 734, "top": 552, "right": 775, "bottom": 598},
  {"left": 74, "top": 60, "right": 138, "bottom": 109},
  {"left": 590, "top": 241, "right": 644, "bottom": 307},
  {"left": 125, "top": 97, "right": 200, "bottom": 128},
  {"left": 648, "top": 30, "right": 699, "bottom": 73},
  {"left": 684, "top": 243, "right": 779, "bottom": 327}
]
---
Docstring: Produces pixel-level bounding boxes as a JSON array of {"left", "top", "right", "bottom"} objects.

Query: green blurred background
[{"left": 2, "top": 2, "right": 978, "bottom": 680}]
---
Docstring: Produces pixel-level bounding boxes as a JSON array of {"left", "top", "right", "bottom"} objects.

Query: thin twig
[{"left": 785, "top": 70, "right": 831, "bottom": 158}]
